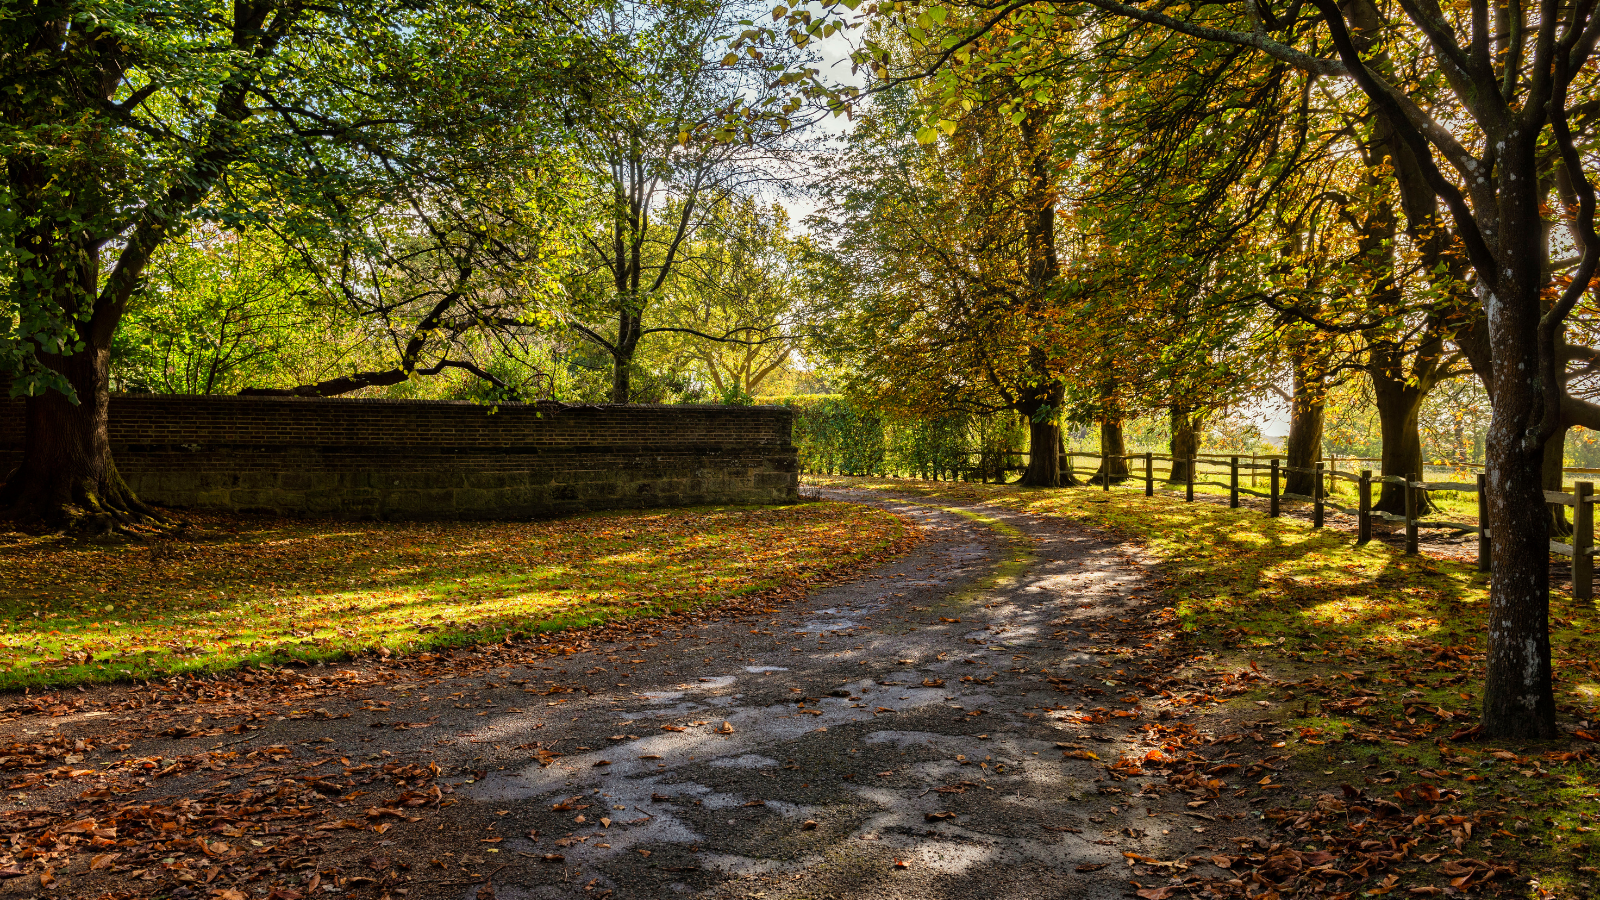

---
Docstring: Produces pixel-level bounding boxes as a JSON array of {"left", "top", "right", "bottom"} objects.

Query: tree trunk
[
  {"left": 1370, "top": 373, "right": 1434, "bottom": 515},
  {"left": 1284, "top": 349, "right": 1325, "bottom": 497},
  {"left": 611, "top": 307, "right": 642, "bottom": 404},
  {"left": 1167, "top": 405, "right": 1202, "bottom": 483},
  {"left": 611, "top": 357, "right": 631, "bottom": 404},
  {"left": 1020, "top": 417, "right": 1064, "bottom": 487},
  {"left": 1093, "top": 414, "right": 1131, "bottom": 484},
  {"left": 1544, "top": 426, "right": 1571, "bottom": 538},
  {"left": 0, "top": 343, "right": 158, "bottom": 532},
  {"left": 1481, "top": 377, "right": 1557, "bottom": 738}
]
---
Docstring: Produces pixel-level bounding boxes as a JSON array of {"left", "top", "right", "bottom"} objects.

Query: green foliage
[
  {"left": 768, "top": 394, "right": 1024, "bottom": 479},
  {"left": 111, "top": 229, "right": 336, "bottom": 394}
]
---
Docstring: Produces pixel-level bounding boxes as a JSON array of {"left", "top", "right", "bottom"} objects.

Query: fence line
[
  {"left": 1054, "top": 450, "right": 1595, "bottom": 600},
  {"left": 843, "top": 447, "right": 1600, "bottom": 487}
]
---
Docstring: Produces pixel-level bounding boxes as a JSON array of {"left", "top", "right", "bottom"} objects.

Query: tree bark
[
  {"left": 1482, "top": 348, "right": 1557, "bottom": 738},
  {"left": 1544, "top": 426, "right": 1571, "bottom": 538},
  {"left": 1285, "top": 345, "right": 1325, "bottom": 498},
  {"left": 0, "top": 343, "right": 158, "bottom": 532},
  {"left": 1017, "top": 378, "right": 1069, "bottom": 487},
  {"left": 1093, "top": 414, "right": 1131, "bottom": 484},
  {"left": 607, "top": 306, "right": 641, "bottom": 403},
  {"left": 1167, "top": 405, "right": 1202, "bottom": 483},
  {"left": 1020, "top": 416, "right": 1064, "bottom": 487},
  {"left": 1369, "top": 369, "right": 1435, "bottom": 515}
]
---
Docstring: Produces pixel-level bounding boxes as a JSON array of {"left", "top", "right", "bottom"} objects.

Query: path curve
[{"left": 0, "top": 490, "right": 1272, "bottom": 900}]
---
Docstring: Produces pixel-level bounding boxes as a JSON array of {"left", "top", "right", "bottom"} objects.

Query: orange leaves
[{"left": 0, "top": 502, "right": 914, "bottom": 690}]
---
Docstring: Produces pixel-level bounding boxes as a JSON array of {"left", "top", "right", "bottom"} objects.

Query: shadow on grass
[{"left": 812, "top": 474, "right": 1600, "bottom": 895}]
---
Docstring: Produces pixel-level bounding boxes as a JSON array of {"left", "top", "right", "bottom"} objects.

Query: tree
[
  {"left": 770, "top": 0, "right": 1600, "bottom": 738},
  {"left": 556, "top": 0, "right": 814, "bottom": 402},
  {"left": 112, "top": 226, "right": 334, "bottom": 395},
  {"left": 657, "top": 196, "right": 806, "bottom": 399},
  {"left": 804, "top": 75, "right": 1075, "bottom": 486},
  {"left": 0, "top": 0, "right": 602, "bottom": 529}
]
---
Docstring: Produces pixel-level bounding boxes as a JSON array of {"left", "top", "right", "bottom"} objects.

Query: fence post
[
  {"left": 1145, "top": 452, "right": 1153, "bottom": 497},
  {"left": 1230, "top": 456, "right": 1240, "bottom": 508},
  {"left": 1405, "top": 473, "right": 1419, "bottom": 555},
  {"left": 1477, "top": 472, "right": 1491, "bottom": 573},
  {"left": 1358, "top": 469, "right": 1372, "bottom": 544},
  {"left": 1577, "top": 482, "right": 1593, "bottom": 601},
  {"left": 1066, "top": 451, "right": 1074, "bottom": 485},
  {"left": 1251, "top": 453, "right": 1258, "bottom": 488},
  {"left": 1186, "top": 456, "right": 1195, "bottom": 502},
  {"left": 1313, "top": 462, "right": 1325, "bottom": 528},
  {"left": 1270, "top": 458, "right": 1280, "bottom": 517},
  {"left": 1102, "top": 450, "right": 1110, "bottom": 492}
]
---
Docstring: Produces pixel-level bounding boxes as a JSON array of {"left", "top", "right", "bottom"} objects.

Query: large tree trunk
[
  {"left": 1482, "top": 366, "right": 1556, "bottom": 739},
  {"left": 0, "top": 344, "right": 158, "bottom": 532},
  {"left": 1370, "top": 369, "right": 1435, "bottom": 515},
  {"left": 1017, "top": 378, "right": 1070, "bottom": 487},
  {"left": 1167, "top": 405, "right": 1202, "bottom": 483},
  {"left": 1284, "top": 346, "right": 1325, "bottom": 497},
  {"left": 1020, "top": 417, "right": 1064, "bottom": 487},
  {"left": 1478, "top": 161, "right": 1558, "bottom": 738},
  {"left": 1093, "top": 414, "right": 1131, "bottom": 484}
]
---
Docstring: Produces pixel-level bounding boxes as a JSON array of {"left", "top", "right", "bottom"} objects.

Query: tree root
[{"left": 0, "top": 470, "right": 178, "bottom": 536}]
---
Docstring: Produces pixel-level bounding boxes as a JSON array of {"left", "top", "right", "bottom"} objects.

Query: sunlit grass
[
  {"left": 809, "top": 474, "right": 1600, "bottom": 894},
  {"left": 0, "top": 502, "right": 913, "bottom": 689}
]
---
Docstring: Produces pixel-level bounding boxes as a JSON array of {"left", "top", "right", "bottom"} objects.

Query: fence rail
[
  {"left": 1051, "top": 450, "right": 1595, "bottom": 601},
  {"left": 804, "top": 448, "right": 1593, "bottom": 597}
]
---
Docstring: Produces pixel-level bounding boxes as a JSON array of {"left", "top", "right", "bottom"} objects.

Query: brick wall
[{"left": 0, "top": 395, "right": 799, "bottom": 519}]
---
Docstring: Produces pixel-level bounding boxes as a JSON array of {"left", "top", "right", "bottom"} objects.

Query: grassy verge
[
  {"left": 810, "top": 475, "right": 1600, "bottom": 897},
  {"left": 0, "top": 502, "right": 913, "bottom": 690}
]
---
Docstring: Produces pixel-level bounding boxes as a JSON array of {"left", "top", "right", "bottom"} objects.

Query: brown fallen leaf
[
  {"left": 801, "top": 820, "right": 818, "bottom": 830},
  {"left": 1075, "top": 863, "right": 1107, "bottom": 873},
  {"left": 925, "top": 811, "right": 957, "bottom": 821}
]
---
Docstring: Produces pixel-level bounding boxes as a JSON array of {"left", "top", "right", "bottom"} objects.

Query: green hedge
[{"left": 759, "top": 395, "right": 1026, "bottom": 480}]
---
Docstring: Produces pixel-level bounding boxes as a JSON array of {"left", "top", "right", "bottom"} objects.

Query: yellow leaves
[{"left": 0, "top": 503, "right": 912, "bottom": 690}]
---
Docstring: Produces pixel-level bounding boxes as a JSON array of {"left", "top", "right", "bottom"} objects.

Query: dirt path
[{"left": 1, "top": 492, "right": 1281, "bottom": 900}]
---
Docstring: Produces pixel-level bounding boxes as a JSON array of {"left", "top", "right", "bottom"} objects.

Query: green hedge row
[{"left": 759, "top": 395, "right": 1026, "bottom": 480}]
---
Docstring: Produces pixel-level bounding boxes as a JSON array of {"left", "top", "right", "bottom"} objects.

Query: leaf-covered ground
[
  {"left": 810, "top": 475, "right": 1600, "bottom": 899},
  {"left": 0, "top": 502, "right": 913, "bottom": 690}
]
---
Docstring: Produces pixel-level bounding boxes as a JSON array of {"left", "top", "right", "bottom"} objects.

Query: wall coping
[{"left": 87, "top": 395, "right": 788, "bottom": 412}]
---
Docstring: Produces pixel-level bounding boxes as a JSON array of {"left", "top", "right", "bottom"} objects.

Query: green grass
[
  {"left": 809, "top": 474, "right": 1600, "bottom": 897},
  {"left": 0, "top": 502, "right": 914, "bottom": 690}
]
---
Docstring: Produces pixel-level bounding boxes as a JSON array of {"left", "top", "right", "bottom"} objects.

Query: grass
[
  {"left": 0, "top": 502, "right": 913, "bottom": 690},
  {"left": 809, "top": 474, "right": 1600, "bottom": 897}
]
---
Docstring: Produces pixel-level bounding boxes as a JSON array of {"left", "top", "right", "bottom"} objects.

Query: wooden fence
[{"left": 1061, "top": 450, "right": 1595, "bottom": 601}]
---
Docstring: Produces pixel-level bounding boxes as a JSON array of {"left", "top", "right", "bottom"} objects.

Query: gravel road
[{"left": 2, "top": 491, "right": 1271, "bottom": 900}]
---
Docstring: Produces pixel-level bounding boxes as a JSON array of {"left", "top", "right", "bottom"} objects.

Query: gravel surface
[{"left": 1, "top": 491, "right": 1277, "bottom": 900}]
